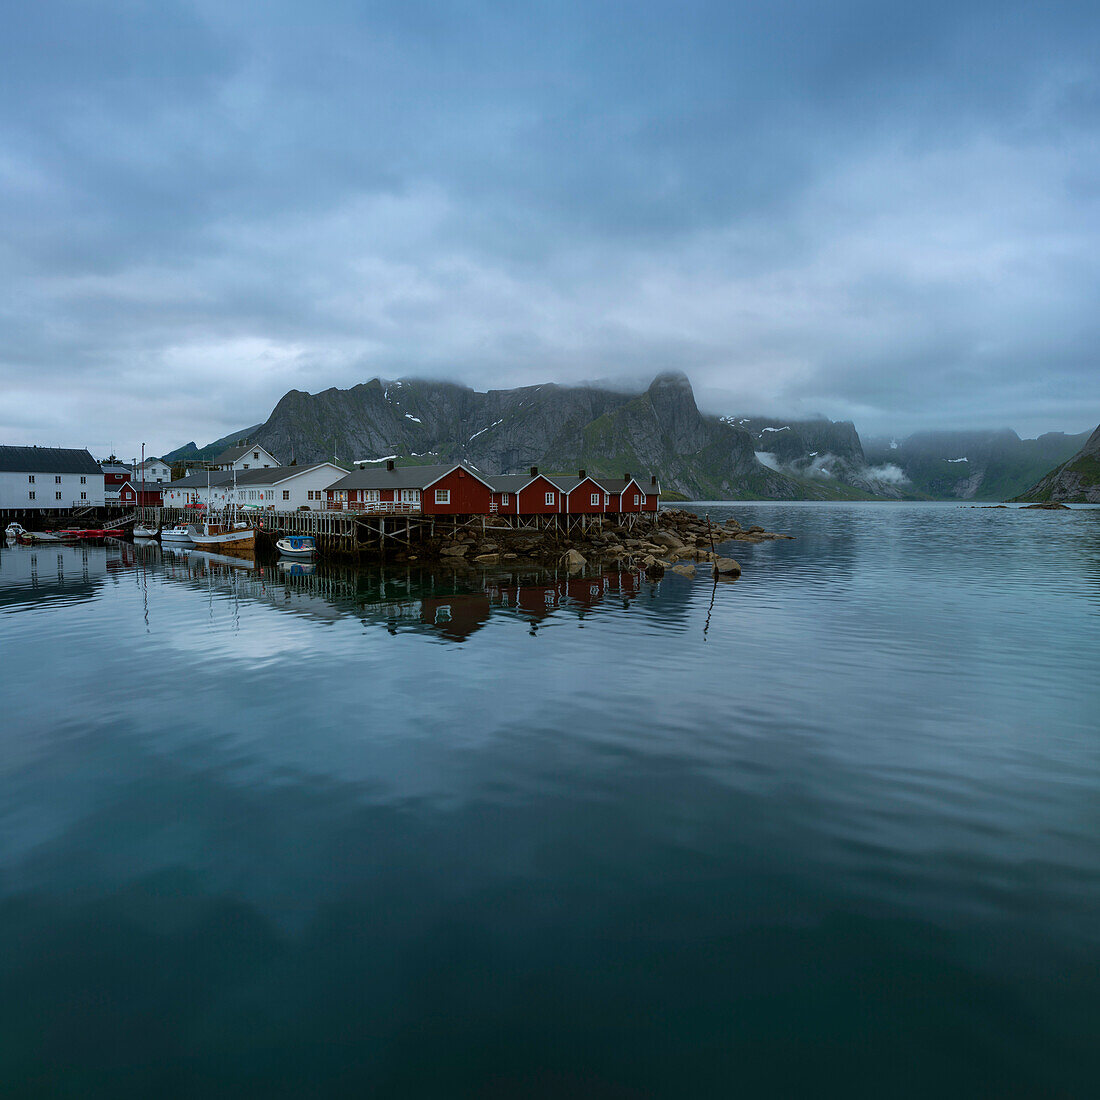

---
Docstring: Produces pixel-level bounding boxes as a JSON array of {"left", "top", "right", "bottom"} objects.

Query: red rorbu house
[
  {"left": 596, "top": 474, "right": 660, "bottom": 514},
  {"left": 325, "top": 460, "right": 494, "bottom": 515},
  {"left": 118, "top": 479, "right": 163, "bottom": 507},
  {"left": 485, "top": 467, "right": 568, "bottom": 516}
]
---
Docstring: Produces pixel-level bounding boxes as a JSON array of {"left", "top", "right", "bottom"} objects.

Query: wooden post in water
[{"left": 706, "top": 513, "right": 717, "bottom": 558}]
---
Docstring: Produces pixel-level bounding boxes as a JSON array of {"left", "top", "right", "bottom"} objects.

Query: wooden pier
[{"left": 135, "top": 506, "right": 656, "bottom": 560}]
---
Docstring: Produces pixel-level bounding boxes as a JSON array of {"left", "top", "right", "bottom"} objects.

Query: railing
[{"left": 324, "top": 501, "right": 421, "bottom": 514}]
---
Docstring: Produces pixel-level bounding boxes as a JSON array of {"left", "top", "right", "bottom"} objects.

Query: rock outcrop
[{"left": 1014, "top": 424, "right": 1100, "bottom": 503}]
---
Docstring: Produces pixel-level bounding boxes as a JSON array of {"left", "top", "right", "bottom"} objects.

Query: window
[
  {"left": 267, "top": 490, "right": 274, "bottom": 500},
  {"left": 634, "top": 494, "right": 641, "bottom": 505},
  {"left": 80, "top": 476, "right": 86, "bottom": 485},
  {"left": 283, "top": 490, "right": 290, "bottom": 500},
  {"left": 55, "top": 492, "right": 62, "bottom": 500},
  {"left": 604, "top": 494, "right": 610, "bottom": 506},
  {"left": 253, "top": 452, "right": 259, "bottom": 460},
  {"left": 28, "top": 491, "right": 35, "bottom": 500},
  {"left": 28, "top": 475, "right": 34, "bottom": 483},
  {"left": 502, "top": 493, "right": 510, "bottom": 505},
  {"left": 435, "top": 489, "right": 450, "bottom": 504},
  {"left": 81, "top": 492, "right": 87, "bottom": 501},
  {"left": 545, "top": 492, "right": 555, "bottom": 505},
  {"left": 55, "top": 475, "right": 62, "bottom": 484},
  {"left": 243, "top": 464, "right": 249, "bottom": 469},
  {"left": 590, "top": 493, "right": 599, "bottom": 506}
]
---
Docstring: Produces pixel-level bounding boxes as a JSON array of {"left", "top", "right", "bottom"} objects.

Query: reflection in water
[
  {"left": 124, "top": 535, "right": 652, "bottom": 642},
  {"left": 2, "top": 507, "right": 1100, "bottom": 1096}
]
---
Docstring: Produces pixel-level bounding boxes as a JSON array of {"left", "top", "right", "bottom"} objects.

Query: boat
[
  {"left": 186, "top": 518, "right": 256, "bottom": 557},
  {"left": 161, "top": 524, "right": 194, "bottom": 544},
  {"left": 133, "top": 523, "right": 159, "bottom": 539},
  {"left": 276, "top": 535, "right": 316, "bottom": 559},
  {"left": 5, "top": 522, "right": 24, "bottom": 540},
  {"left": 16, "top": 530, "right": 77, "bottom": 544},
  {"left": 57, "top": 527, "right": 126, "bottom": 541}
]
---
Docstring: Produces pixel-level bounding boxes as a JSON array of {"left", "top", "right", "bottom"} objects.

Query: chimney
[
  {"left": 623, "top": 471, "right": 630, "bottom": 480},
  {"left": 529, "top": 466, "right": 538, "bottom": 476},
  {"left": 386, "top": 459, "right": 396, "bottom": 471},
  {"left": 651, "top": 474, "right": 657, "bottom": 486},
  {"left": 578, "top": 469, "right": 586, "bottom": 478}
]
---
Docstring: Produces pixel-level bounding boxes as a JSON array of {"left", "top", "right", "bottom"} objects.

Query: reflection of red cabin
[
  {"left": 419, "top": 593, "right": 492, "bottom": 641},
  {"left": 118, "top": 479, "right": 162, "bottom": 506}
]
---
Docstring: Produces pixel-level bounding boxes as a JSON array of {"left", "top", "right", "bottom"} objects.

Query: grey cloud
[{"left": 1, "top": 1, "right": 1099, "bottom": 455}]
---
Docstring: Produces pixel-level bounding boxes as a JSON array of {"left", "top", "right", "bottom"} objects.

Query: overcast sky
[{"left": 3, "top": 0, "right": 1099, "bottom": 458}]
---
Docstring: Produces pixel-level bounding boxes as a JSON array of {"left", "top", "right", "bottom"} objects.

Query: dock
[{"left": 135, "top": 506, "right": 657, "bottom": 560}]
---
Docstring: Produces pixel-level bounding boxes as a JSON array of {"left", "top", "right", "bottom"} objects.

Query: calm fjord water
[{"left": 2, "top": 503, "right": 1099, "bottom": 1097}]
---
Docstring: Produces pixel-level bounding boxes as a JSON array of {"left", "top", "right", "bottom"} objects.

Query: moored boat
[
  {"left": 133, "top": 523, "right": 159, "bottom": 539},
  {"left": 5, "top": 522, "right": 24, "bottom": 540},
  {"left": 161, "top": 524, "right": 194, "bottom": 543},
  {"left": 276, "top": 535, "right": 316, "bottom": 558},
  {"left": 186, "top": 519, "right": 256, "bottom": 557}
]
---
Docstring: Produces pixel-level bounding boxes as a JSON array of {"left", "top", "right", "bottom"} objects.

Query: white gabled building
[
  {"left": 226, "top": 463, "right": 345, "bottom": 511},
  {"left": 135, "top": 457, "right": 172, "bottom": 484},
  {"left": 212, "top": 442, "right": 281, "bottom": 472},
  {"left": 0, "top": 446, "right": 106, "bottom": 513},
  {"left": 162, "top": 470, "right": 234, "bottom": 510}
]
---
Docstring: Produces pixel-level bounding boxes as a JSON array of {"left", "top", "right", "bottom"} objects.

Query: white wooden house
[
  {"left": 225, "top": 463, "right": 345, "bottom": 510},
  {"left": 0, "top": 446, "right": 106, "bottom": 513},
  {"left": 135, "top": 457, "right": 172, "bottom": 484},
  {"left": 211, "top": 443, "right": 281, "bottom": 472}
]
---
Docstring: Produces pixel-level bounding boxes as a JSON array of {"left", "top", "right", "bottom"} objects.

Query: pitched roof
[
  {"left": 328, "top": 462, "right": 486, "bottom": 492},
  {"left": 163, "top": 470, "right": 235, "bottom": 490},
  {"left": 212, "top": 443, "right": 278, "bottom": 465},
  {"left": 231, "top": 463, "right": 343, "bottom": 486},
  {"left": 599, "top": 476, "right": 659, "bottom": 495},
  {"left": 486, "top": 474, "right": 536, "bottom": 493},
  {"left": 0, "top": 446, "right": 102, "bottom": 475}
]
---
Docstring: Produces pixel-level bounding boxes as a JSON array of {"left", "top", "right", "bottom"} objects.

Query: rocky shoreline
[{"left": 393, "top": 508, "right": 793, "bottom": 579}]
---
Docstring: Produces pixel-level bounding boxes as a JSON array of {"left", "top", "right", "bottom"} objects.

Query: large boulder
[
  {"left": 713, "top": 557, "right": 741, "bottom": 577},
  {"left": 474, "top": 552, "right": 500, "bottom": 564},
  {"left": 672, "top": 563, "right": 696, "bottom": 577},
  {"left": 563, "top": 548, "right": 587, "bottom": 571}
]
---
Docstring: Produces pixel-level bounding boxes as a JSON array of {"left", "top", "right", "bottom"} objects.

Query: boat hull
[
  {"left": 186, "top": 524, "right": 256, "bottom": 558},
  {"left": 276, "top": 537, "right": 316, "bottom": 558}
]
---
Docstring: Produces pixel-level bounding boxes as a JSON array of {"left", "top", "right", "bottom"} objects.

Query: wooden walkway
[{"left": 136, "top": 506, "right": 656, "bottom": 559}]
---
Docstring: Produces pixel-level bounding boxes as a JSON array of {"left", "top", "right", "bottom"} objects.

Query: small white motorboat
[
  {"left": 276, "top": 535, "right": 317, "bottom": 559},
  {"left": 133, "top": 523, "right": 159, "bottom": 539},
  {"left": 5, "top": 522, "right": 24, "bottom": 540},
  {"left": 161, "top": 524, "right": 194, "bottom": 544}
]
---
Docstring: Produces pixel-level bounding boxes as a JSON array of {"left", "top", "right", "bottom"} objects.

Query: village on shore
[{"left": 0, "top": 441, "right": 793, "bottom": 573}]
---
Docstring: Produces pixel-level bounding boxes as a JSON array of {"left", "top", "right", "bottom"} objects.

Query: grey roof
[
  {"left": 213, "top": 443, "right": 278, "bottom": 465},
  {"left": 600, "top": 476, "right": 659, "bottom": 495},
  {"left": 231, "top": 463, "right": 342, "bottom": 486},
  {"left": 164, "top": 470, "right": 235, "bottom": 490},
  {"left": 0, "top": 446, "right": 102, "bottom": 475},
  {"left": 100, "top": 461, "right": 131, "bottom": 474},
  {"left": 328, "top": 462, "right": 488, "bottom": 492},
  {"left": 486, "top": 474, "right": 536, "bottom": 493}
]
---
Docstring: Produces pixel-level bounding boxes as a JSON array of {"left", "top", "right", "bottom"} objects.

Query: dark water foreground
[{"left": 1, "top": 503, "right": 1099, "bottom": 1098}]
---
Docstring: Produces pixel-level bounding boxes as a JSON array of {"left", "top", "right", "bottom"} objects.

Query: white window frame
[
  {"left": 28, "top": 475, "right": 34, "bottom": 483},
  {"left": 435, "top": 489, "right": 451, "bottom": 504},
  {"left": 590, "top": 493, "right": 599, "bottom": 506},
  {"left": 502, "top": 493, "right": 510, "bottom": 505},
  {"left": 634, "top": 494, "right": 641, "bottom": 505},
  {"left": 545, "top": 492, "right": 555, "bottom": 505},
  {"left": 282, "top": 490, "right": 290, "bottom": 500},
  {"left": 604, "top": 494, "right": 610, "bottom": 506},
  {"left": 28, "top": 490, "right": 35, "bottom": 500}
]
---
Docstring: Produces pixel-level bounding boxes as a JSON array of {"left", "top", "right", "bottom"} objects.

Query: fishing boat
[
  {"left": 161, "top": 524, "right": 194, "bottom": 544},
  {"left": 276, "top": 534, "right": 316, "bottom": 559},
  {"left": 186, "top": 518, "right": 256, "bottom": 557}
]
